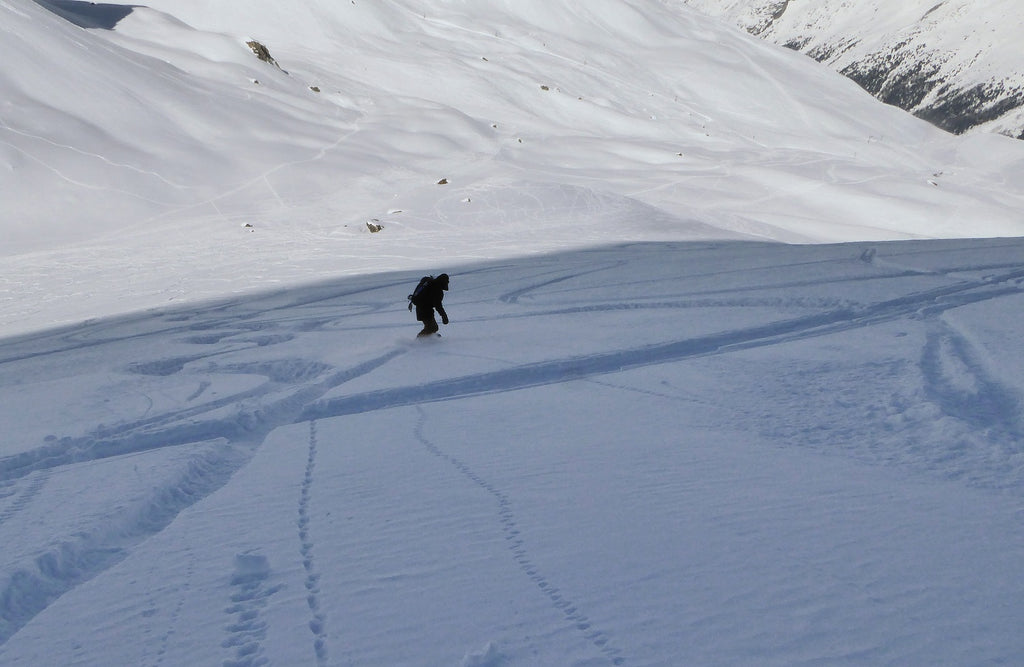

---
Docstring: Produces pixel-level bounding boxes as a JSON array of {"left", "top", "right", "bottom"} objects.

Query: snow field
[
  {"left": 3, "top": 239, "right": 1024, "bottom": 664},
  {"left": 4, "top": 0, "right": 1024, "bottom": 664}
]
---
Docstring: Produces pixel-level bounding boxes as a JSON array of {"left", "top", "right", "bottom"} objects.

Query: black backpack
[{"left": 408, "top": 275, "right": 433, "bottom": 310}]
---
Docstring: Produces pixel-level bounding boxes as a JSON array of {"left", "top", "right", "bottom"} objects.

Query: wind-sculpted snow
[{"left": 2, "top": 241, "right": 1024, "bottom": 664}]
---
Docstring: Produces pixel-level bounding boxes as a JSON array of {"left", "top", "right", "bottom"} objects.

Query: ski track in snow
[
  {"left": 0, "top": 325, "right": 408, "bottom": 645},
  {"left": 155, "top": 548, "right": 195, "bottom": 667},
  {"left": 0, "top": 443, "right": 243, "bottom": 645},
  {"left": 1, "top": 242, "right": 1023, "bottom": 653},
  {"left": 413, "top": 406, "right": 627, "bottom": 665},
  {"left": 0, "top": 345, "right": 406, "bottom": 484},
  {"left": 298, "top": 420, "right": 329, "bottom": 667},
  {"left": 3, "top": 0, "right": 1024, "bottom": 658},
  {"left": 138, "top": 545, "right": 195, "bottom": 667},
  {"left": 0, "top": 469, "right": 49, "bottom": 527},
  {"left": 303, "top": 263, "right": 1024, "bottom": 422},
  {"left": 916, "top": 319, "right": 1024, "bottom": 481},
  {"left": 222, "top": 551, "right": 282, "bottom": 667},
  {"left": 923, "top": 323, "right": 1021, "bottom": 435},
  {"left": 498, "top": 260, "right": 627, "bottom": 304}
]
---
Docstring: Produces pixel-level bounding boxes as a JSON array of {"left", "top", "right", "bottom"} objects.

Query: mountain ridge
[{"left": 680, "top": 0, "right": 1024, "bottom": 138}]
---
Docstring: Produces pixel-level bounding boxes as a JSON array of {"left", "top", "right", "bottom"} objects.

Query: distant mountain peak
[{"left": 681, "top": 0, "right": 1024, "bottom": 139}]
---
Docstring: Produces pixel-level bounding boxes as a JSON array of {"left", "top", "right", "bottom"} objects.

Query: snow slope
[
  {"left": 681, "top": 0, "right": 1024, "bottom": 137},
  {"left": 3, "top": 239, "right": 1024, "bottom": 666},
  {"left": 3, "top": 0, "right": 1024, "bottom": 337},
  {"left": 3, "top": 1, "right": 1024, "bottom": 665}
]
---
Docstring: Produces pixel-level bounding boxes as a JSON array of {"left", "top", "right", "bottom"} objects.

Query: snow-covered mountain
[
  {"left": 681, "top": 0, "right": 1024, "bottom": 138},
  {"left": 4, "top": 0, "right": 1024, "bottom": 337},
  {"left": 3, "top": 2, "right": 1024, "bottom": 665}
]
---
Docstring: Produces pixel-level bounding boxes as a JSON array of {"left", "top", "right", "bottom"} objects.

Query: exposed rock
[
  {"left": 246, "top": 40, "right": 286, "bottom": 72},
  {"left": 840, "top": 48, "right": 946, "bottom": 110},
  {"left": 680, "top": 0, "right": 1024, "bottom": 138},
  {"left": 916, "top": 82, "right": 1024, "bottom": 135}
]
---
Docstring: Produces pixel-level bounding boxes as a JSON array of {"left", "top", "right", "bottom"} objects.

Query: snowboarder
[{"left": 408, "top": 273, "right": 450, "bottom": 337}]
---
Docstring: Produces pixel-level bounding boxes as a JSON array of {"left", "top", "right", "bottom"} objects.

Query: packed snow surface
[{"left": 2, "top": 0, "right": 1024, "bottom": 665}]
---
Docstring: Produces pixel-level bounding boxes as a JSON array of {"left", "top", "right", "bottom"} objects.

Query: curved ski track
[
  {"left": 0, "top": 342, "right": 405, "bottom": 645},
  {"left": 303, "top": 267, "right": 1024, "bottom": 421},
  {"left": 414, "top": 406, "right": 627, "bottom": 665},
  {"left": 1, "top": 245, "right": 1022, "bottom": 651}
]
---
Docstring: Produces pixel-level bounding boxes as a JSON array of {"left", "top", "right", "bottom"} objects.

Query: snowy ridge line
[
  {"left": 0, "top": 443, "right": 244, "bottom": 646},
  {"left": 301, "top": 272, "right": 1024, "bottom": 422},
  {"left": 413, "top": 407, "right": 626, "bottom": 665},
  {"left": 299, "top": 420, "right": 329, "bottom": 667},
  {"left": 0, "top": 348, "right": 407, "bottom": 483}
]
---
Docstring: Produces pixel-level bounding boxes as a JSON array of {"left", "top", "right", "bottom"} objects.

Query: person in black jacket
[{"left": 412, "top": 273, "right": 450, "bottom": 337}]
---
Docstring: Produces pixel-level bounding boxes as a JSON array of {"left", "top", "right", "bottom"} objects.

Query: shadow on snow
[{"left": 33, "top": 0, "right": 136, "bottom": 30}]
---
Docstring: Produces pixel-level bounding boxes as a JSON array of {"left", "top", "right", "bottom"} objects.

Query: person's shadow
[{"left": 34, "top": 0, "right": 136, "bottom": 29}]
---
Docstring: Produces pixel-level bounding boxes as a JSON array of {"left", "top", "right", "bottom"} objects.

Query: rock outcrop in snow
[{"left": 681, "top": 0, "right": 1024, "bottom": 138}]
